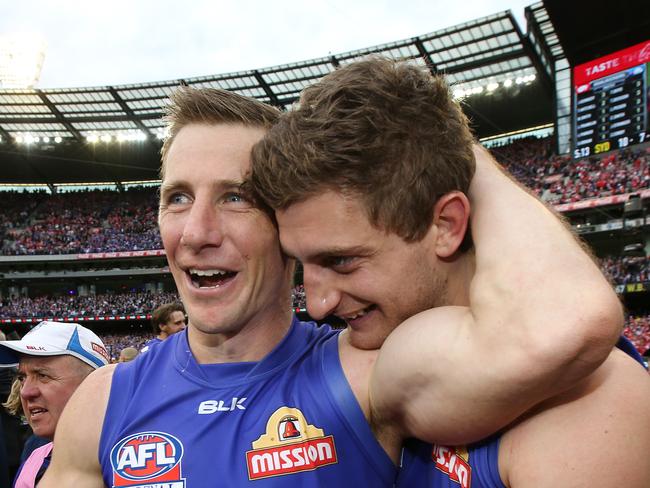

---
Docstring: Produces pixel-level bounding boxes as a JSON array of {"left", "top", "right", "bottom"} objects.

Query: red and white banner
[
  {"left": 76, "top": 249, "right": 165, "bottom": 260},
  {"left": 554, "top": 189, "right": 650, "bottom": 213},
  {"left": 0, "top": 314, "right": 152, "bottom": 324},
  {"left": 574, "top": 40, "right": 650, "bottom": 87}
]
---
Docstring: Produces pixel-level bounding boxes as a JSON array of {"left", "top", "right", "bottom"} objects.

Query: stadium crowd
[
  {"left": 624, "top": 314, "right": 650, "bottom": 356},
  {"left": 0, "top": 287, "right": 308, "bottom": 320},
  {"left": 0, "top": 291, "right": 178, "bottom": 319},
  {"left": 98, "top": 331, "right": 155, "bottom": 360},
  {"left": 601, "top": 255, "right": 650, "bottom": 285},
  {"left": 1, "top": 139, "right": 648, "bottom": 256},
  {"left": 0, "top": 187, "right": 161, "bottom": 255},
  {"left": 491, "top": 137, "right": 650, "bottom": 204}
]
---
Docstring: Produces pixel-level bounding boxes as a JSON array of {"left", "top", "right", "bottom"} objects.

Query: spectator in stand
[
  {"left": 140, "top": 302, "right": 186, "bottom": 353},
  {"left": 291, "top": 284, "right": 306, "bottom": 309},
  {"left": 624, "top": 313, "right": 650, "bottom": 357},
  {"left": 2, "top": 378, "right": 49, "bottom": 482},
  {"left": 601, "top": 255, "right": 650, "bottom": 286},
  {"left": 99, "top": 332, "right": 154, "bottom": 360},
  {"left": 117, "top": 347, "right": 138, "bottom": 363},
  {"left": 0, "top": 322, "right": 109, "bottom": 487}
]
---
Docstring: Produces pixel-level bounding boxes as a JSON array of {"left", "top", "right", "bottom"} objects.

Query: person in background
[
  {"left": 117, "top": 347, "right": 138, "bottom": 363},
  {"left": 2, "top": 378, "right": 49, "bottom": 482},
  {"left": 0, "top": 322, "right": 108, "bottom": 487},
  {"left": 140, "top": 301, "right": 186, "bottom": 353}
]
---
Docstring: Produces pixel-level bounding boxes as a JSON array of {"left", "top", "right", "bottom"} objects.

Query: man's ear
[{"left": 432, "top": 191, "right": 471, "bottom": 259}]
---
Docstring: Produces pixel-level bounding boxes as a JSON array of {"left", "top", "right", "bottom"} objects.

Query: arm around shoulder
[
  {"left": 370, "top": 146, "right": 623, "bottom": 445},
  {"left": 39, "top": 363, "right": 115, "bottom": 487}
]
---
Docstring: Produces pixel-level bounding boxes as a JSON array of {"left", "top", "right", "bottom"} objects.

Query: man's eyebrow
[
  {"left": 159, "top": 179, "right": 245, "bottom": 194},
  {"left": 217, "top": 180, "right": 246, "bottom": 191},
  {"left": 303, "top": 245, "right": 373, "bottom": 262},
  {"left": 18, "top": 366, "right": 51, "bottom": 375}
]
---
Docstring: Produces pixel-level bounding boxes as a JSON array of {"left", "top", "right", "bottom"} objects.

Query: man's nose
[
  {"left": 303, "top": 265, "right": 340, "bottom": 320},
  {"left": 180, "top": 198, "right": 225, "bottom": 251},
  {"left": 20, "top": 378, "right": 39, "bottom": 400}
]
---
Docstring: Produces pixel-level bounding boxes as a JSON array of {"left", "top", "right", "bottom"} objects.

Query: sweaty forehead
[
  {"left": 276, "top": 191, "right": 375, "bottom": 259},
  {"left": 162, "top": 123, "right": 267, "bottom": 181}
]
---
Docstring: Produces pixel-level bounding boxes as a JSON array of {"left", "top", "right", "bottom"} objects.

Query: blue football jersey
[
  {"left": 140, "top": 337, "right": 162, "bottom": 353},
  {"left": 99, "top": 318, "right": 396, "bottom": 487}
]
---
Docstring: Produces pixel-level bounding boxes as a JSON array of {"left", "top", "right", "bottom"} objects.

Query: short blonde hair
[{"left": 160, "top": 87, "right": 280, "bottom": 179}]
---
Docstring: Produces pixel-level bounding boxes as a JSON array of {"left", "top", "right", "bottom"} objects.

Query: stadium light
[
  {"left": 54, "top": 136, "right": 62, "bottom": 144},
  {"left": 42, "top": 136, "right": 50, "bottom": 143},
  {"left": 487, "top": 82, "right": 499, "bottom": 92},
  {"left": 503, "top": 79, "right": 513, "bottom": 88},
  {"left": 100, "top": 134, "right": 112, "bottom": 143},
  {"left": 87, "top": 134, "right": 99, "bottom": 143},
  {"left": 453, "top": 89, "right": 466, "bottom": 99}
]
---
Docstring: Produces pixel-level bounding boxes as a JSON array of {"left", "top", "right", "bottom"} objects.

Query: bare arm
[
  {"left": 39, "top": 364, "right": 115, "bottom": 487},
  {"left": 371, "top": 144, "right": 622, "bottom": 444}
]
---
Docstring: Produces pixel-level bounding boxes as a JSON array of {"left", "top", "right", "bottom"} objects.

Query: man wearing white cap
[{"left": 0, "top": 321, "right": 109, "bottom": 487}]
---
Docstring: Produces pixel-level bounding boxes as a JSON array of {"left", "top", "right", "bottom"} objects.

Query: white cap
[{"left": 0, "top": 321, "right": 109, "bottom": 369}]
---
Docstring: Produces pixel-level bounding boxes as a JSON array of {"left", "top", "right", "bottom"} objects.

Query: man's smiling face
[{"left": 277, "top": 189, "right": 448, "bottom": 350}]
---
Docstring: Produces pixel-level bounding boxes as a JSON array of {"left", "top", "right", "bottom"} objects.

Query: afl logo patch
[{"left": 110, "top": 431, "right": 186, "bottom": 487}]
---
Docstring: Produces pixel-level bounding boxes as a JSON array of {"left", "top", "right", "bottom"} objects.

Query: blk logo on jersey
[
  {"left": 197, "top": 397, "right": 247, "bottom": 413},
  {"left": 432, "top": 445, "right": 471, "bottom": 488},
  {"left": 246, "top": 407, "right": 338, "bottom": 480},
  {"left": 110, "top": 432, "right": 186, "bottom": 488}
]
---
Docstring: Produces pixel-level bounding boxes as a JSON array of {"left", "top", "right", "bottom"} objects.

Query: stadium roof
[{"left": 0, "top": 6, "right": 555, "bottom": 185}]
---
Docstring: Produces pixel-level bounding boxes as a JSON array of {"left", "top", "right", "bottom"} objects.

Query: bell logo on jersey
[
  {"left": 432, "top": 445, "right": 472, "bottom": 488},
  {"left": 246, "top": 407, "right": 338, "bottom": 480},
  {"left": 110, "top": 432, "right": 186, "bottom": 488}
]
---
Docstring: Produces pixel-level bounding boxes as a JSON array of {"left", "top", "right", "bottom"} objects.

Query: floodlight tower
[{"left": 0, "top": 33, "right": 46, "bottom": 89}]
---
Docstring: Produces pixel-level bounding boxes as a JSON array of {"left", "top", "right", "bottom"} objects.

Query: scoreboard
[{"left": 573, "top": 41, "right": 650, "bottom": 159}]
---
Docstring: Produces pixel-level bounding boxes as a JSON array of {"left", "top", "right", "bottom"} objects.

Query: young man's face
[
  {"left": 19, "top": 355, "right": 90, "bottom": 439},
  {"left": 277, "top": 190, "right": 447, "bottom": 350},
  {"left": 160, "top": 310, "right": 186, "bottom": 336},
  {"left": 159, "top": 123, "right": 291, "bottom": 339}
]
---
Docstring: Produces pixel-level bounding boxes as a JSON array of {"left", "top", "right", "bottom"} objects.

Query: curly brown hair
[
  {"left": 250, "top": 56, "right": 475, "bottom": 242},
  {"left": 151, "top": 301, "right": 185, "bottom": 334}
]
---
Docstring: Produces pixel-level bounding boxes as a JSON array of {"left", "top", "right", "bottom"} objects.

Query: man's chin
[
  {"left": 345, "top": 328, "right": 386, "bottom": 351},
  {"left": 32, "top": 426, "right": 54, "bottom": 440}
]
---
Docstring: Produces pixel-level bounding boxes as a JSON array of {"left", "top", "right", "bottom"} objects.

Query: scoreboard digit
[{"left": 573, "top": 40, "right": 650, "bottom": 159}]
